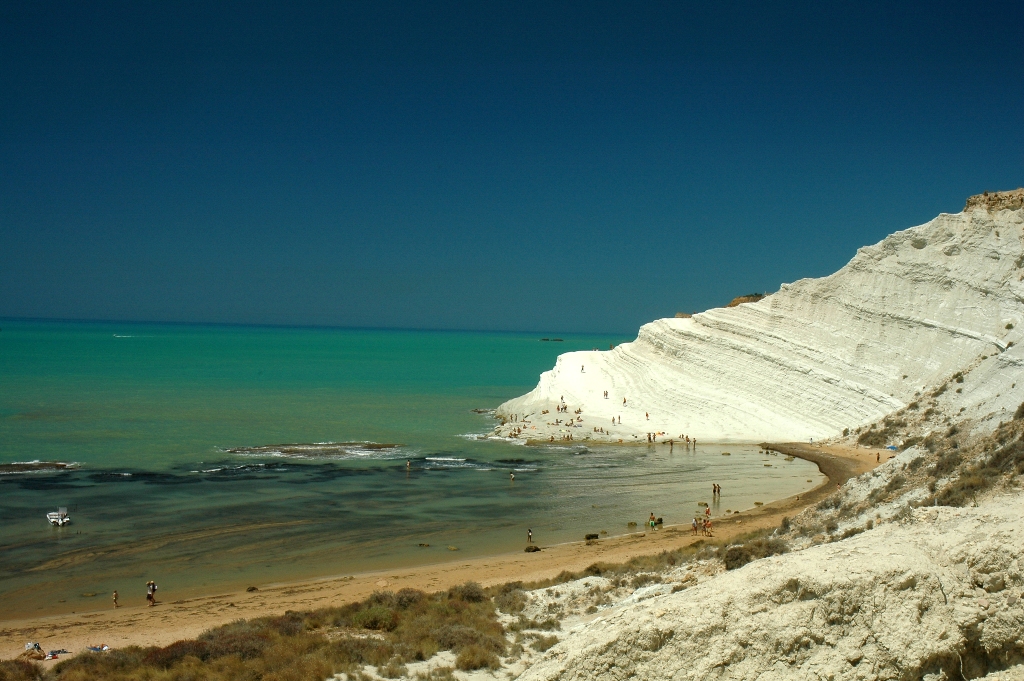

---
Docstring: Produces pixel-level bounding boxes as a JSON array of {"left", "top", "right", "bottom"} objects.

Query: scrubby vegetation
[
  {"left": 24, "top": 582, "right": 506, "bottom": 681},
  {"left": 0, "top": 660, "right": 44, "bottom": 681},
  {"left": 723, "top": 536, "right": 789, "bottom": 570},
  {"left": 857, "top": 416, "right": 907, "bottom": 447}
]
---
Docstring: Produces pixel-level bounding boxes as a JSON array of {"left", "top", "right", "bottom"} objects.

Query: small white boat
[{"left": 46, "top": 507, "right": 70, "bottom": 526}]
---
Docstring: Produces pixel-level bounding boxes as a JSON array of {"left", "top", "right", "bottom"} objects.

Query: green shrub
[
  {"left": 448, "top": 582, "right": 486, "bottom": 603},
  {"left": 934, "top": 451, "right": 961, "bottom": 476},
  {"left": 723, "top": 537, "right": 788, "bottom": 570},
  {"left": 455, "top": 644, "right": 500, "bottom": 670},
  {"left": 935, "top": 473, "right": 988, "bottom": 506},
  {"left": 630, "top": 573, "right": 661, "bottom": 588},
  {"left": 353, "top": 604, "right": 399, "bottom": 631},
  {"left": 531, "top": 635, "right": 559, "bottom": 652},
  {"left": 493, "top": 584, "right": 526, "bottom": 614},
  {"left": 0, "top": 660, "right": 44, "bottom": 681},
  {"left": 884, "top": 474, "right": 906, "bottom": 494},
  {"left": 143, "top": 639, "right": 212, "bottom": 667},
  {"left": 857, "top": 429, "right": 887, "bottom": 447},
  {"left": 396, "top": 588, "right": 426, "bottom": 609}
]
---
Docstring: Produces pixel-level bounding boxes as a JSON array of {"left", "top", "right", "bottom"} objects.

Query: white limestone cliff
[{"left": 496, "top": 191, "right": 1024, "bottom": 443}]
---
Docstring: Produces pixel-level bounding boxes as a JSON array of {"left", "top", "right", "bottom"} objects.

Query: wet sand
[{"left": 0, "top": 442, "right": 884, "bottom": 663}]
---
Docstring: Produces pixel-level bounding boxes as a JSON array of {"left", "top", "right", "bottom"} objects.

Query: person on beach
[
  {"left": 112, "top": 590, "right": 119, "bottom": 608},
  {"left": 705, "top": 505, "right": 711, "bottom": 518},
  {"left": 623, "top": 397, "right": 627, "bottom": 406},
  {"left": 510, "top": 472, "right": 515, "bottom": 482},
  {"left": 146, "top": 581, "right": 157, "bottom": 606},
  {"left": 406, "top": 460, "right": 411, "bottom": 469},
  {"left": 876, "top": 451, "right": 880, "bottom": 463},
  {"left": 581, "top": 365, "right": 584, "bottom": 372},
  {"left": 604, "top": 390, "right": 608, "bottom": 399},
  {"left": 649, "top": 512, "right": 657, "bottom": 530},
  {"left": 528, "top": 528, "right": 533, "bottom": 543},
  {"left": 617, "top": 415, "right": 621, "bottom": 424},
  {"left": 645, "top": 412, "right": 649, "bottom": 420},
  {"left": 692, "top": 518, "right": 698, "bottom": 535},
  {"left": 706, "top": 519, "right": 713, "bottom": 536}
]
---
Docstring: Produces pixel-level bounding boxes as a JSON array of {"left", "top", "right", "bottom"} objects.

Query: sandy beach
[{"left": 0, "top": 442, "right": 883, "bottom": 663}]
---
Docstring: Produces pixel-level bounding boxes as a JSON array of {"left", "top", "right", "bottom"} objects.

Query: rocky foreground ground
[{"left": 502, "top": 420, "right": 1024, "bottom": 681}]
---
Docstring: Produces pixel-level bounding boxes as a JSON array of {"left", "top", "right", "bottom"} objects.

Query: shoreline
[{"left": 0, "top": 442, "right": 884, "bottom": 663}]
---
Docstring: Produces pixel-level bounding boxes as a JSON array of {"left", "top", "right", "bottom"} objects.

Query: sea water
[{"left": 0, "top": 321, "right": 823, "bottom": 617}]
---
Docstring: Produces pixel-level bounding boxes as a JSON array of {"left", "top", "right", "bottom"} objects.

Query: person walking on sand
[
  {"left": 146, "top": 581, "right": 157, "bottom": 606},
  {"left": 876, "top": 451, "right": 880, "bottom": 463},
  {"left": 112, "top": 590, "right": 119, "bottom": 609},
  {"left": 623, "top": 397, "right": 627, "bottom": 406},
  {"left": 692, "top": 517, "right": 698, "bottom": 535},
  {"left": 645, "top": 412, "right": 649, "bottom": 420},
  {"left": 528, "top": 528, "right": 533, "bottom": 543}
]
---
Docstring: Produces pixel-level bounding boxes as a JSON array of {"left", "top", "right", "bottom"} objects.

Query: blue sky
[{"left": 2, "top": 1, "right": 1022, "bottom": 333}]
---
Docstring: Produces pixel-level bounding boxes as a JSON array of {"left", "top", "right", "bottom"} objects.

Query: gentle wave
[
  {"left": 0, "top": 461, "right": 80, "bottom": 475},
  {"left": 225, "top": 442, "right": 405, "bottom": 460}
]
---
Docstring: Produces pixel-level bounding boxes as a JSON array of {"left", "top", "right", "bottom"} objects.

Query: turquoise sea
[{"left": 0, "top": 321, "right": 823, "bottom": 618}]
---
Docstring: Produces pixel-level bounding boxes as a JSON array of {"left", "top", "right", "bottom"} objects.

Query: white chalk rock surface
[
  {"left": 497, "top": 194, "right": 1024, "bottom": 443},
  {"left": 519, "top": 495, "right": 1024, "bottom": 681}
]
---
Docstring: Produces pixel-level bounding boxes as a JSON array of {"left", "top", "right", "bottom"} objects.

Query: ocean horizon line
[{"left": 0, "top": 315, "right": 634, "bottom": 339}]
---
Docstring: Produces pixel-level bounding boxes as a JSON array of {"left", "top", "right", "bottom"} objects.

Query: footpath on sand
[{"left": 0, "top": 443, "right": 884, "bottom": 664}]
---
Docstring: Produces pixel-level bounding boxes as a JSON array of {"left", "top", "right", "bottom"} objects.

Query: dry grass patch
[{"left": 47, "top": 581, "right": 504, "bottom": 681}]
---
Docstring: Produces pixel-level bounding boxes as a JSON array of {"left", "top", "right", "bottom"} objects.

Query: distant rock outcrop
[
  {"left": 497, "top": 193, "right": 1024, "bottom": 442},
  {"left": 725, "top": 293, "right": 765, "bottom": 307},
  {"left": 965, "top": 188, "right": 1024, "bottom": 212}
]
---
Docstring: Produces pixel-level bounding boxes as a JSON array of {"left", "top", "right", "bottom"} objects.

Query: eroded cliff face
[{"left": 496, "top": 196, "right": 1024, "bottom": 443}]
